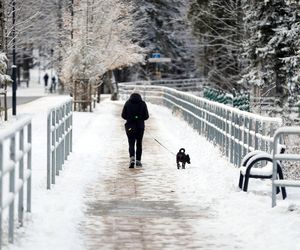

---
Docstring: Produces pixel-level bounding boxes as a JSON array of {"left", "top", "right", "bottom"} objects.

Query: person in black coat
[
  {"left": 43, "top": 73, "right": 49, "bottom": 87},
  {"left": 121, "top": 92, "right": 149, "bottom": 168}
]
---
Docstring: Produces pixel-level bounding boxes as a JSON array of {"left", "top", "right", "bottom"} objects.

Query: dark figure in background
[
  {"left": 51, "top": 76, "right": 56, "bottom": 92},
  {"left": 43, "top": 73, "right": 49, "bottom": 87},
  {"left": 122, "top": 91, "right": 149, "bottom": 168}
]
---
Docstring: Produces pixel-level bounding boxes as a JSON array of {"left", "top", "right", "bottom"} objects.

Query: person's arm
[
  {"left": 121, "top": 103, "right": 127, "bottom": 120},
  {"left": 143, "top": 102, "right": 149, "bottom": 120}
]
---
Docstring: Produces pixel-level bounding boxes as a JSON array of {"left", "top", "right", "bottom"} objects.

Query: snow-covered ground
[{"left": 2, "top": 83, "right": 300, "bottom": 250}]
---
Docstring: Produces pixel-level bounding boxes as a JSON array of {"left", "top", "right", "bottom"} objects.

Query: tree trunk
[{"left": 0, "top": 0, "right": 5, "bottom": 51}]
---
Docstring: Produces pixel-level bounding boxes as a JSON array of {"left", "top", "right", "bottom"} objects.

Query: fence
[
  {"left": 272, "top": 127, "right": 300, "bottom": 207},
  {"left": 0, "top": 115, "right": 32, "bottom": 248},
  {"left": 119, "top": 84, "right": 282, "bottom": 167},
  {"left": 120, "top": 78, "right": 205, "bottom": 91},
  {"left": 47, "top": 98, "right": 73, "bottom": 189},
  {"left": 203, "top": 87, "right": 250, "bottom": 111},
  {"left": 251, "top": 96, "right": 300, "bottom": 119}
]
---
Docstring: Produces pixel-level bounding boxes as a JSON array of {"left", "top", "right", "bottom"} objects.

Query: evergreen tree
[
  {"left": 242, "top": 0, "right": 300, "bottom": 108},
  {"left": 189, "top": 0, "right": 244, "bottom": 91},
  {"left": 128, "top": 0, "right": 197, "bottom": 80}
]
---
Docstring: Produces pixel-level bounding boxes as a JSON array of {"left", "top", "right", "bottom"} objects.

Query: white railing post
[
  {"left": 27, "top": 123, "right": 32, "bottom": 213},
  {"left": 47, "top": 113, "right": 51, "bottom": 189},
  {"left": 272, "top": 127, "right": 300, "bottom": 207},
  {"left": 0, "top": 116, "right": 32, "bottom": 248},
  {"left": 248, "top": 118, "right": 253, "bottom": 152},
  {"left": 18, "top": 128, "right": 24, "bottom": 226},
  {"left": 225, "top": 110, "right": 230, "bottom": 158},
  {"left": 47, "top": 99, "right": 73, "bottom": 189},
  {"left": 8, "top": 135, "right": 16, "bottom": 243},
  {"left": 0, "top": 144, "right": 3, "bottom": 249},
  {"left": 51, "top": 110, "right": 56, "bottom": 184},
  {"left": 254, "top": 120, "right": 259, "bottom": 150},
  {"left": 55, "top": 109, "right": 59, "bottom": 175}
]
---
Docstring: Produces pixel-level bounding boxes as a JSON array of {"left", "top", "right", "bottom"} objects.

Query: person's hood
[{"left": 129, "top": 93, "right": 142, "bottom": 103}]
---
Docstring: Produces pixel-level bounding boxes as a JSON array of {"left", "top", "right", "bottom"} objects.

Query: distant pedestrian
[
  {"left": 43, "top": 73, "right": 49, "bottom": 87},
  {"left": 121, "top": 90, "right": 149, "bottom": 168},
  {"left": 51, "top": 76, "right": 56, "bottom": 92}
]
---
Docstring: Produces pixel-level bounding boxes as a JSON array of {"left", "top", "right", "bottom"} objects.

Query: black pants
[{"left": 126, "top": 129, "right": 144, "bottom": 161}]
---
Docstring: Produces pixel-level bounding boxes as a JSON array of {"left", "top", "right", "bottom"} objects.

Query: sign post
[{"left": 148, "top": 50, "right": 171, "bottom": 80}]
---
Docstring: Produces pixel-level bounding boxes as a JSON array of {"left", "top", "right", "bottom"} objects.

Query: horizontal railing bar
[
  {"left": 274, "top": 154, "right": 300, "bottom": 161},
  {"left": 0, "top": 116, "right": 31, "bottom": 142},
  {"left": 24, "top": 143, "right": 32, "bottom": 153},
  {"left": 2, "top": 193, "right": 14, "bottom": 211},
  {"left": 274, "top": 180, "right": 300, "bottom": 187},
  {"left": 1, "top": 160, "right": 15, "bottom": 178}
]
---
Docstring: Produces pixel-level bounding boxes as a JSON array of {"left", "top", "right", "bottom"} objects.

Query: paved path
[
  {"left": 6, "top": 96, "right": 43, "bottom": 109},
  {"left": 79, "top": 102, "right": 215, "bottom": 250}
]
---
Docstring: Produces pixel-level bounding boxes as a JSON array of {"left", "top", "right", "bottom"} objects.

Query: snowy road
[{"left": 5, "top": 96, "right": 300, "bottom": 250}]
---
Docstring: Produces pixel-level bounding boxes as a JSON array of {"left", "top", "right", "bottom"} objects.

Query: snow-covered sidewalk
[{"left": 4, "top": 96, "right": 300, "bottom": 250}]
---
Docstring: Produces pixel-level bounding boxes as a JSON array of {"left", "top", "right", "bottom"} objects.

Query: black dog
[{"left": 176, "top": 148, "right": 191, "bottom": 169}]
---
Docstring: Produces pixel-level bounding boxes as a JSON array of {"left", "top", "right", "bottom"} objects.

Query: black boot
[
  {"left": 136, "top": 160, "right": 143, "bottom": 168},
  {"left": 129, "top": 156, "right": 135, "bottom": 168}
]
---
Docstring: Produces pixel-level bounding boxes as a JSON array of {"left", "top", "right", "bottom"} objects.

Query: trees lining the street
[
  {"left": 189, "top": 0, "right": 244, "bottom": 91},
  {"left": 61, "top": 0, "right": 144, "bottom": 88},
  {"left": 189, "top": 0, "right": 300, "bottom": 117},
  {"left": 128, "top": 0, "right": 198, "bottom": 80}
]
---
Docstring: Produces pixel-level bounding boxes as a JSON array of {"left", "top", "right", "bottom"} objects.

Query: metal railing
[
  {"left": 203, "top": 87, "right": 250, "bottom": 111},
  {"left": 251, "top": 96, "right": 300, "bottom": 116},
  {"left": 119, "top": 84, "right": 282, "bottom": 166},
  {"left": 272, "top": 127, "right": 300, "bottom": 207},
  {"left": 47, "top": 98, "right": 73, "bottom": 189},
  {"left": 120, "top": 78, "right": 205, "bottom": 91},
  {"left": 0, "top": 115, "right": 32, "bottom": 248}
]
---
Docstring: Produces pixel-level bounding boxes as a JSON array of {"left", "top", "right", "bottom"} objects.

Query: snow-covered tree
[
  {"left": 242, "top": 0, "right": 300, "bottom": 108},
  {"left": 61, "top": 0, "right": 144, "bottom": 88},
  {"left": 189, "top": 0, "right": 245, "bottom": 91},
  {"left": 0, "top": 0, "right": 5, "bottom": 51},
  {"left": 3, "top": 0, "right": 72, "bottom": 79},
  {"left": 0, "top": 52, "right": 12, "bottom": 86},
  {"left": 127, "top": 0, "right": 197, "bottom": 80}
]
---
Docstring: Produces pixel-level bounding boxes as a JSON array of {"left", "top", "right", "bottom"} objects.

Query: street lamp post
[{"left": 12, "top": 0, "right": 17, "bottom": 116}]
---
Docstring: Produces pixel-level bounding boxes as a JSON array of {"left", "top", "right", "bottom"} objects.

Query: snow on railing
[
  {"left": 0, "top": 115, "right": 32, "bottom": 248},
  {"left": 120, "top": 78, "right": 204, "bottom": 91},
  {"left": 119, "top": 84, "right": 282, "bottom": 167},
  {"left": 47, "top": 98, "right": 73, "bottom": 189}
]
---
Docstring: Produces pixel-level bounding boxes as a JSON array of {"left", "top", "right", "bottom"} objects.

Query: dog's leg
[
  {"left": 177, "top": 161, "right": 180, "bottom": 169},
  {"left": 182, "top": 162, "right": 186, "bottom": 169}
]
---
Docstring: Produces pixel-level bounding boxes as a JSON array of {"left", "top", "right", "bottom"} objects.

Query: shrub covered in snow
[{"left": 0, "top": 52, "right": 12, "bottom": 87}]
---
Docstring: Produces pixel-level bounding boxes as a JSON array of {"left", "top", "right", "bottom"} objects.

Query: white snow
[{"left": 2, "top": 85, "right": 300, "bottom": 250}]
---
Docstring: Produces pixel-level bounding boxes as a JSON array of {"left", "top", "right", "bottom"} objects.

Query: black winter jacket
[{"left": 121, "top": 93, "right": 149, "bottom": 132}]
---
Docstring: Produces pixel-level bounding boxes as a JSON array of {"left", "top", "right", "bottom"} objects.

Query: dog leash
[
  {"left": 153, "top": 138, "right": 176, "bottom": 156},
  {"left": 147, "top": 132, "right": 176, "bottom": 156}
]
